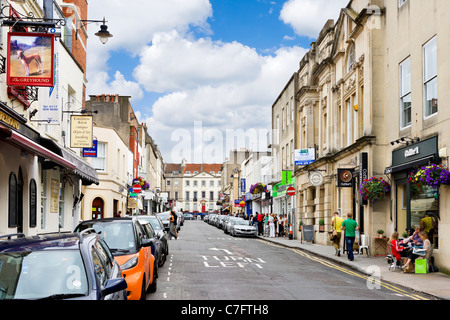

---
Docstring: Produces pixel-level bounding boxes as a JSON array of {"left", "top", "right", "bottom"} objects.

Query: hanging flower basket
[
  {"left": 359, "top": 177, "right": 391, "bottom": 203},
  {"left": 249, "top": 183, "right": 267, "bottom": 194},
  {"left": 408, "top": 163, "right": 450, "bottom": 189},
  {"left": 132, "top": 176, "right": 150, "bottom": 190}
]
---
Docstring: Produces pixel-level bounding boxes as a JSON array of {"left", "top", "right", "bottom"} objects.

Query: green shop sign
[{"left": 273, "top": 171, "right": 296, "bottom": 197}]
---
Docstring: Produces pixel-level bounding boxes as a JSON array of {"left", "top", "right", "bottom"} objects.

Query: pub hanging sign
[{"left": 7, "top": 32, "right": 55, "bottom": 87}]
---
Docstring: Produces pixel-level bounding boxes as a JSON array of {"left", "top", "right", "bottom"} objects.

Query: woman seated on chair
[
  {"left": 402, "top": 227, "right": 423, "bottom": 247},
  {"left": 389, "top": 232, "right": 406, "bottom": 266},
  {"left": 402, "top": 231, "right": 432, "bottom": 272}
]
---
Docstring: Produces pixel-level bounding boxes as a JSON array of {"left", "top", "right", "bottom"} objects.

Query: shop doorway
[
  {"left": 92, "top": 197, "right": 104, "bottom": 220},
  {"left": 396, "top": 180, "right": 408, "bottom": 235}
]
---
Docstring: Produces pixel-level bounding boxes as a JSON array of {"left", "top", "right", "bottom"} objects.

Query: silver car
[
  {"left": 223, "top": 217, "right": 244, "bottom": 234},
  {"left": 230, "top": 219, "right": 257, "bottom": 237}
]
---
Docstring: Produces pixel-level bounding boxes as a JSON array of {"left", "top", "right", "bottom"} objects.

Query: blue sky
[{"left": 86, "top": 0, "right": 348, "bottom": 163}]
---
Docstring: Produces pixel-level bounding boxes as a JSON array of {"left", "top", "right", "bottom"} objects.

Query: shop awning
[
  {"left": 40, "top": 138, "right": 99, "bottom": 186},
  {"left": 0, "top": 124, "right": 76, "bottom": 170},
  {"left": 384, "top": 155, "right": 435, "bottom": 175}
]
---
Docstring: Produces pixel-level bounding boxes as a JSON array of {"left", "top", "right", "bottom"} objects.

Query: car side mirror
[
  {"left": 142, "top": 239, "right": 153, "bottom": 247},
  {"left": 101, "top": 278, "right": 127, "bottom": 297}
]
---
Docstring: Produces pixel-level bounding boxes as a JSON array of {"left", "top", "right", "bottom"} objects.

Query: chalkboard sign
[{"left": 302, "top": 225, "right": 314, "bottom": 243}]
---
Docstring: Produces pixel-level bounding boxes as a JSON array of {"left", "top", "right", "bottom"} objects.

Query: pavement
[{"left": 258, "top": 235, "right": 450, "bottom": 300}]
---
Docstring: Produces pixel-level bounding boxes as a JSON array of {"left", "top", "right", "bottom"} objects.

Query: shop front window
[{"left": 410, "top": 185, "right": 439, "bottom": 248}]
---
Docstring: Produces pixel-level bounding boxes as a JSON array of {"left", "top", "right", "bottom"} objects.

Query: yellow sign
[
  {"left": 0, "top": 110, "right": 20, "bottom": 129},
  {"left": 70, "top": 115, "right": 93, "bottom": 148},
  {"left": 128, "top": 197, "right": 138, "bottom": 209}
]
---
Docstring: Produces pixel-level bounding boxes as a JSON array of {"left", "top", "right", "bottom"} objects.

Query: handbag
[{"left": 329, "top": 218, "right": 338, "bottom": 240}]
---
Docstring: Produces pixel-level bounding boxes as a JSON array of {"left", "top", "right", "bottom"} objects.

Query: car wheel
[
  {"left": 140, "top": 277, "right": 146, "bottom": 300},
  {"left": 148, "top": 263, "right": 158, "bottom": 293},
  {"left": 159, "top": 250, "right": 166, "bottom": 268}
]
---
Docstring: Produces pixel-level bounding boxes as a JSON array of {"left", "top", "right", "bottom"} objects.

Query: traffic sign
[
  {"left": 132, "top": 184, "right": 142, "bottom": 193},
  {"left": 286, "top": 187, "right": 295, "bottom": 196}
]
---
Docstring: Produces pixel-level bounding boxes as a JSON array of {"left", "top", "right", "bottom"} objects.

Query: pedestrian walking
[
  {"left": 331, "top": 212, "right": 343, "bottom": 256},
  {"left": 341, "top": 212, "right": 359, "bottom": 261},
  {"left": 168, "top": 210, "right": 178, "bottom": 240}
]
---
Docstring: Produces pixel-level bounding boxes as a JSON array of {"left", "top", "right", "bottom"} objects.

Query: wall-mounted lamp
[
  {"left": 94, "top": 18, "right": 113, "bottom": 44},
  {"left": 390, "top": 137, "right": 420, "bottom": 146}
]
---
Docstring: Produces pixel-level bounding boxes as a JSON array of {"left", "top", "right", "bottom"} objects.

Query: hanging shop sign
[
  {"left": 337, "top": 168, "right": 354, "bottom": 188},
  {"left": 70, "top": 115, "right": 93, "bottom": 148},
  {"left": 295, "top": 148, "right": 316, "bottom": 166},
  {"left": 83, "top": 140, "right": 98, "bottom": 157},
  {"left": 309, "top": 171, "right": 323, "bottom": 187},
  {"left": 7, "top": 32, "right": 55, "bottom": 87}
]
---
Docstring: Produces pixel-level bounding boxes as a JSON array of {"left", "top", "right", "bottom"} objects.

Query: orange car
[{"left": 75, "top": 217, "right": 158, "bottom": 300}]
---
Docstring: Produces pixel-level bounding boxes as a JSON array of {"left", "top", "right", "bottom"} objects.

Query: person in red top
[
  {"left": 257, "top": 212, "right": 264, "bottom": 236},
  {"left": 389, "top": 232, "right": 405, "bottom": 266}
]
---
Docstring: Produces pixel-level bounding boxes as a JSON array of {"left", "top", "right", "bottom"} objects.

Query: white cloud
[
  {"left": 86, "top": 0, "right": 213, "bottom": 97},
  {"left": 134, "top": 31, "right": 263, "bottom": 93},
  {"left": 140, "top": 41, "right": 307, "bottom": 163},
  {"left": 85, "top": 0, "right": 311, "bottom": 163},
  {"left": 280, "top": 0, "right": 348, "bottom": 38}
]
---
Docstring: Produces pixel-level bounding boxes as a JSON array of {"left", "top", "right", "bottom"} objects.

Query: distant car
[
  {"left": 183, "top": 213, "right": 194, "bottom": 220},
  {"left": 0, "top": 232, "right": 127, "bottom": 300},
  {"left": 74, "top": 217, "right": 157, "bottom": 300},
  {"left": 223, "top": 217, "right": 244, "bottom": 234},
  {"left": 136, "top": 215, "right": 168, "bottom": 267},
  {"left": 230, "top": 220, "right": 257, "bottom": 237}
]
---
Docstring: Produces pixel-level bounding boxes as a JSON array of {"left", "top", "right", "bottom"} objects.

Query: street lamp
[{"left": 94, "top": 18, "right": 113, "bottom": 44}]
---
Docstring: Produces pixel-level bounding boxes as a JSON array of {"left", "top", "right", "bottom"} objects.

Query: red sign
[
  {"left": 7, "top": 32, "right": 55, "bottom": 87},
  {"left": 132, "top": 184, "right": 142, "bottom": 193},
  {"left": 286, "top": 187, "right": 296, "bottom": 196}
]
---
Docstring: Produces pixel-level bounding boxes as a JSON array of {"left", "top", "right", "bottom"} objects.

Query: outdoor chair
[
  {"left": 387, "top": 243, "right": 399, "bottom": 271},
  {"left": 358, "top": 234, "right": 370, "bottom": 257}
]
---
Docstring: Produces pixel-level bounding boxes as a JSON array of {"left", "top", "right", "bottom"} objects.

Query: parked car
[
  {"left": 207, "top": 214, "right": 217, "bottom": 225},
  {"left": 0, "top": 232, "right": 127, "bottom": 300},
  {"left": 136, "top": 215, "right": 168, "bottom": 267},
  {"left": 230, "top": 220, "right": 257, "bottom": 237},
  {"left": 223, "top": 217, "right": 244, "bottom": 234},
  {"left": 74, "top": 217, "right": 157, "bottom": 300},
  {"left": 216, "top": 215, "right": 228, "bottom": 229},
  {"left": 138, "top": 220, "right": 164, "bottom": 268},
  {"left": 183, "top": 213, "right": 194, "bottom": 220}
]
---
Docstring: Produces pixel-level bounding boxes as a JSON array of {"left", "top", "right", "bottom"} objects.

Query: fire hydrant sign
[{"left": 70, "top": 115, "right": 93, "bottom": 148}]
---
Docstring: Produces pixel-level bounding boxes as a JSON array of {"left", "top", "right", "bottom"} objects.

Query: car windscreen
[
  {"left": 147, "top": 218, "right": 163, "bottom": 231},
  {"left": 235, "top": 220, "right": 250, "bottom": 225},
  {"left": 0, "top": 250, "right": 88, "bottom": 300},
  {"left": 76, "top": 221, "right": 137, "bottom": 254}
]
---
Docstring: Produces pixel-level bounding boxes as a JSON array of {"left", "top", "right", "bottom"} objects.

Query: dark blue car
[{"left": 0, "top": 231, "right": 127, "bottom": 300}]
